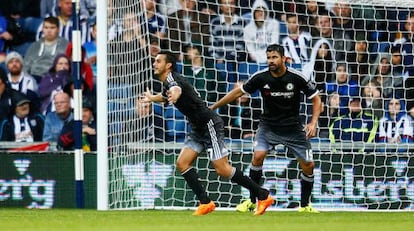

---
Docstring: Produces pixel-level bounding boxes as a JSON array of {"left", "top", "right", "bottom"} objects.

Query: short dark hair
[
  {"left": 266, "top": 44, "right": 284, "bottom": 56},
  {"left": 158, "top": 50, "right": 177, "bottom": 71},
  {"left": 43, "top": 16, "right": 60, "bottom": 28}
]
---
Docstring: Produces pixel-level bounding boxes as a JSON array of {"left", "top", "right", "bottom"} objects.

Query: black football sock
[
  {"left": 300, "top": 172, "right": 314, "bottom": 207},
  {"left": 182, "top": 167, "right": 210, "bottom": 204},
  {"left": 249, "top": 165, "right": 263, "bottom": 203},
  {"left": 230, "top": 167, "right": 268, "bottom": 201}
]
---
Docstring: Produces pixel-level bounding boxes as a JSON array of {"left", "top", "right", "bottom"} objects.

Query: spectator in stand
[
  {"left": 394, "top": 11, "right": 414, "bottom": 77},
  {"left": 221, "top": 81, "right": 262, "bottom": 140},
  {"left": 361, "top": 80, "right": 384, "bottom": 120},
  {"left": 24, "top": 16, "right": 69, "bottom": 83},
  {"left": 0, "top": 91, "right": 44, "bottom": 142},
  {"left": 63, "top": 74, "right": 96, "bottom": 112},
  {"left": 182, "top": 44, "right": 225, "bottom": 104},
  {"left": 65, "top": 43, "right": 94, "bottom": 91},
  {"left": 209, "top": 0, "right": 246, "bottom": 83},
  {"left": 58, "top": 97, "right": 96, "bottom": 151},
  {"left": 129, "top": 97, "right": 163, "bottom": 142},
  {"left": 149, "top": 34, "right": 162, "bottom": 63},
  {"left": 40, "top": 0, "right": 59, "bottom": 18},
  {"left": 351, "top": 4, "right": 383, "bottom": 56},
  {"left": 80, "top": 0, "right": 97, "bottom": 22},
  {"left": 107, "top": 8, "right": 145, "bottom": 146},
  {"left": 36, "top": 0, "right": 90, "bottom": 44},
  {"left": 5, "top": 52, "right": 38, "bottom": 94},
  {"left": 5, "top": 51, "right": 40, "bottom": 108},
  {"left": 0, "top": 70, "right": 15, "bottom": 121},
  {"left": 318, "top": 92, "right": 340, "bottom": 138},
  {"left": 83, "top": 22, "right": 97, "bottom": 79},
  {"left": 243, "top": 0, "right": 280, "bottom": 64},
  {"left": 377, "top": 98, "right": 413, "bottom": 149},
  {"left": 330, "top": 2, "right": 358, "bottom": 41},
  {"left": 142, "top": 0, "right": 166, "bottom": 40},
  {"left": 370, "top": 53, "right": 404, "bottom": 99},
  {"left": 105, "top": 0, "right": 122, "bottom": 41},
  {"left": 147, "top": 35, "right": 165, "bottom": 96},
  {"left": 158, "top": 0, "right": 182, "bottom": 16},
  {"left": 347, "top": 32, "right": 371, "bottom": 85},
  {"left": 301, "top": 39, "right": 335, "bottom": 137},
  {"left": 167, "top": 0, "right": 210, "bottom": 59},
  {"left": 198, "top": 0, "right": 218, "bottom": 16},
  {"left": 42, "top": 91, "right": 73, "bottom": 143},
  {"left": 329, "top": 97, "right": 378, "bottom": 144},
  {"left": 109, "top": 9, "right": 149, "bottom": 86},
  {"left": 302, "top": 37, "right": 335, "bottom": 94},
  {"left": 304, "top": 0, "right": 327, "bottom": 36},
  {"left": 326, "top": 63, "right": 359, "bottom": 115},
  {"left": 312, "top": 11, "right": 352, "bottom": 62},
  {"left": 404, "top": 15, "right": 414, "bottom": 111},
  {"left": 37, "top": 53, "right": 71, "bottom": 115},
  {"left": 258, "top": 0, "right": 293, "bottom": 22},
  {"left": 0, "top": 0, "right": 43, "bottom": 55},
  {"left": 390, "top": 45, "right": 409, "bottom": 83},
  {"left": 41, "top": 0, "right": 96, "bottom": 21},
  {"left": 0, "top": 14, "right": 8, "bottom": 53},
  {"left": 299, "top": 38, "right": 333, "bottom": 134},
  {"left": 281, "top": 13, "right": 312, "bottom": 71}
]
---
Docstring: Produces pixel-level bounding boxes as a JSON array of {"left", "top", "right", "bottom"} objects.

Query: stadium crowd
[{"left": 1, "top": 0, "right": 414, "bottom": 149}]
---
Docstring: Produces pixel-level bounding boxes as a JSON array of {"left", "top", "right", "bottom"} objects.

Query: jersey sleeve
[
  {"left": 301, "top": 76, "right": 319, "bottom": 99},
  {"left": 162, "top": 73, "right": 181, "bottom": 97},
  {"left": 242, "top": 74, "right": 261, "bottom": 94}
]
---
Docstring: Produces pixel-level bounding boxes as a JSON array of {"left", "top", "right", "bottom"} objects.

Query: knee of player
[
  {"left": 175, "top": 160, "right": 190, "bottom": 173},
  {"left": 214, "top": 164, "right": 232, "bottom": 178},
  {"left": 252, "top": 151, "right": 267, "bottom": 164},
  {"left": 301, "top": 161, "right": 315, "bottom": 172}
]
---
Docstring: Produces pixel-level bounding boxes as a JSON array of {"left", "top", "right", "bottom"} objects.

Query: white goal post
[{"left": 97, "top": 0, "right": 414, "bottom": 211}]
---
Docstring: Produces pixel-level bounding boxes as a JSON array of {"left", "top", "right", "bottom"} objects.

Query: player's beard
[{"left": 268, "top": 63, "right": 280, "bottom": 72}]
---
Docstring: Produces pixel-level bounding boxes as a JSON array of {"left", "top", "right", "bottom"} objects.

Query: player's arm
[
  {"left": 304, "top": 94, "right": 322, "bottom": 138},
  {"left": 166, "top": 86, "right": 182, "bottom": 104},
  {"left": 143, "top": 87, "right": 166, "bottom": 103},
  {"left": 210, "top": 86, "right": 244, "bottom": 110}
]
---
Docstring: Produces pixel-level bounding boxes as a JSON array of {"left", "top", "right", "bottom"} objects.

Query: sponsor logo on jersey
[{"left": 269, "top": 92, "right": 295, "bottom": 98}]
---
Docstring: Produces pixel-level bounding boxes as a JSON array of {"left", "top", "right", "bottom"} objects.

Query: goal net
[{"left": 97, "top": 0, "right": 414, "bottom": 211}]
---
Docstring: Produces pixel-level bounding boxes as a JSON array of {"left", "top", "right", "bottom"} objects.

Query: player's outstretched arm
[
  {"left": 143, "top": 87, "right": 165, "bottom": 103},
  {"left": 209, "top": 87, "right": 244, "bottom": 110}
]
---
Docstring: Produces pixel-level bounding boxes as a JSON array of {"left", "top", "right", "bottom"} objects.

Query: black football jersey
[
  {"left": 242, "top": 67, "right": 319, "bottom": 127},
  {"left": 162, "top": 72, "right": 216, "bottom": 127}
]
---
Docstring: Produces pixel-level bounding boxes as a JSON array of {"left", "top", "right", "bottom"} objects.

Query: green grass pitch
[{"left": 1, "top": 209, "right": 414, "bottom": 231}]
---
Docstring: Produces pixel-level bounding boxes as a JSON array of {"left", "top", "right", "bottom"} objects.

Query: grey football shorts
[{"left": 254, "top": 123, "right": 314, "bottom": 162}]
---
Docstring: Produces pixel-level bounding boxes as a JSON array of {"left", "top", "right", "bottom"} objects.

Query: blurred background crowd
[{"left": 1, "top": 0, "right": 414, "bottom": 150}]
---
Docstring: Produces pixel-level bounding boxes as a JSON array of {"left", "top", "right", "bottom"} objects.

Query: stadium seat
[
  {"left": 237, "top": 62, "right": 267, "bottom": 81},
  {"left": 164, "top": 105, "right": 184, "bottom": 119},
  {"left": 153, "top": 104, "right": 163, "bottom": 116}
]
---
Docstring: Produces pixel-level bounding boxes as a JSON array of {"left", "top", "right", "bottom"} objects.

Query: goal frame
[{"left": 96, "top": 0, "right": 414, "bottom": 211}]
